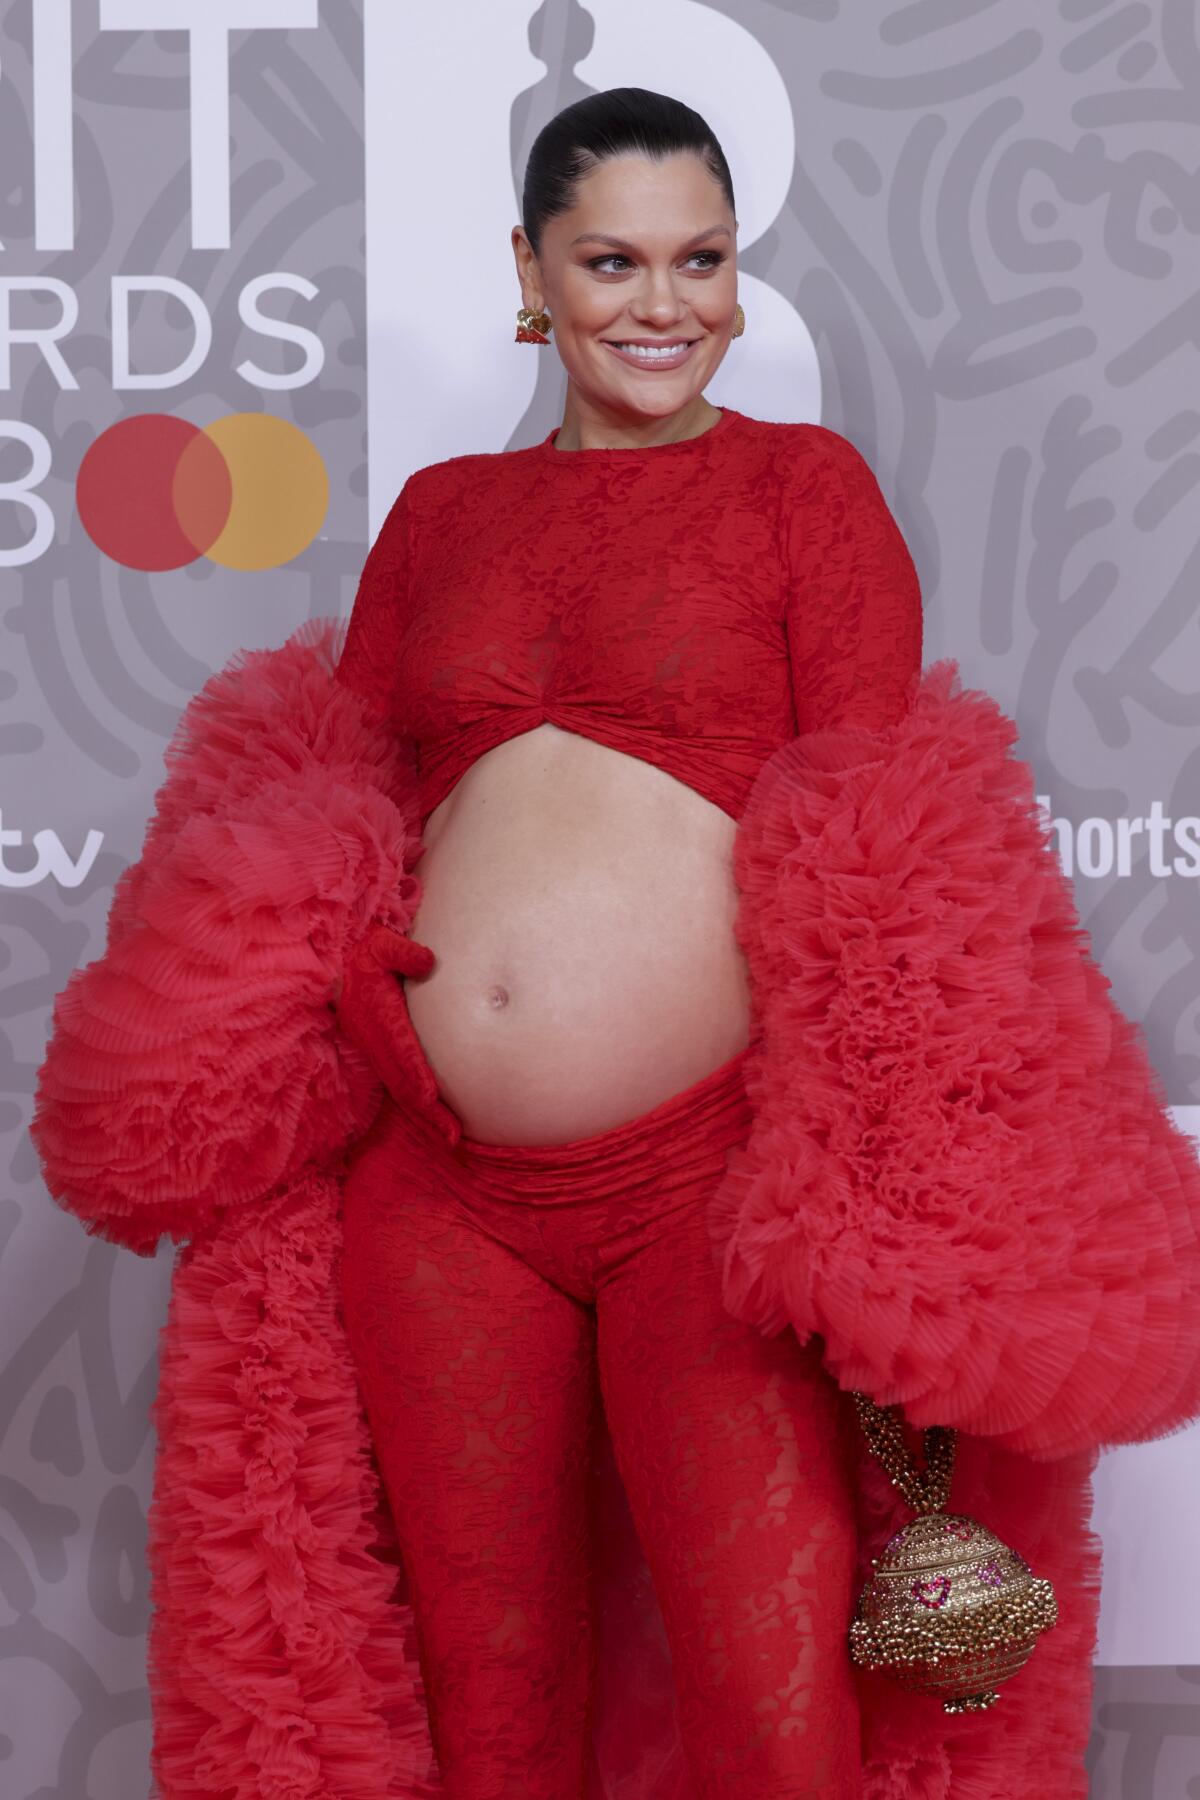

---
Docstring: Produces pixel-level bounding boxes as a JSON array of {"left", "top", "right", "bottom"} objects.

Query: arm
[
  {"left": 334, "top": 475, "right": 419, "bottom": 729},
  {"left": 718, "top": 428, "right": 1200, "bottom": 1460},
  {"left": 783, "top": 424, "right": 923, "bottom": 733},
  {"left": 328, "top": 474, "right": 445, "bottom": 1087}
]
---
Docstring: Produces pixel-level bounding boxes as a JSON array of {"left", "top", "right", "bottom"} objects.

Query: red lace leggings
[{"left": 339, "top": 1002, "right": 863, "bottom": 1800}]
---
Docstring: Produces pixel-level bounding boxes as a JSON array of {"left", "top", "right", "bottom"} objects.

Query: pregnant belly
[{"left": 398, "top": 722, "right": 754, "bottom": 1146}]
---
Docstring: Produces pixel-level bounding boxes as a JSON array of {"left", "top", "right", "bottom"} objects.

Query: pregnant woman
[
  {"left": 330, "top": 85, "right": 920, "bottom": 1800},
  {"left": 32, "top": 83, "right": 1200, "bottom": 1800}
]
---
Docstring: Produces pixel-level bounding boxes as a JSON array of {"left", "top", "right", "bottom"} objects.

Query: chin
[
  {"left": 612, "top": 391, "right": 703, "bottom": 420},
  {"left": 597, "top": 362, "right": 712, "bottom": 403}
]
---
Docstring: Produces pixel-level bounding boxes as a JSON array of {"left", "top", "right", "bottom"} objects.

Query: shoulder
[
  {"left": 722, "top": 415, "right": 893, "bottom": 522},
  {"left": 737, "top": 415, "right": 885, "bottom": 489},
  {"left": 383, "top": 440, "right": 537, "bottom": 523},
  {"left": 405, "top": 445, "right": 510, "bottom": 489},
  {"left": 761, "top": 417, "right": 919, "bottom": 598},
  {"left": 799, "top": 424, "right": 895, "bottom": 506}
]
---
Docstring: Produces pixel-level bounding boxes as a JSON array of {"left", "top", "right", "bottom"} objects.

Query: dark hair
[{"left": 521, "top": 87, "right": 735, "bottom": 260}]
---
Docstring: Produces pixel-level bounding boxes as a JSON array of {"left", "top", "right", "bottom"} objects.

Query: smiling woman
[
  {"left": 572, "top": 220, "right": 733, "bottom": 370},
  {"left": 329, "top": 86, "right": 923, "bottom": 1800},
  {"left": 340, "top": 105, "right": 765, "bottom": 1153},
  {"left": 509, "top": 111, "right": 740, "bottom": 449},
  {"left": 30, "top": 73, "right": 1200, "bottom": 1800}
]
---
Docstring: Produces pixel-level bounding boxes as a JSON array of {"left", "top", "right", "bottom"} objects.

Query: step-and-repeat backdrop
[{"left": 4, "top": 3, "right": 1198, "bottom": 1793}]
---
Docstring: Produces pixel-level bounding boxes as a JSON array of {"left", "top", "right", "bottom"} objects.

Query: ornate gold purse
[{"left": 848, "top": 1393, "right": 1059, "bottom": 1713}]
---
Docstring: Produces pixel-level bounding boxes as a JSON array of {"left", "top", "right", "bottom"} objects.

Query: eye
[{"left": 585, "top": 250, "right": 727, "bottom": 274}]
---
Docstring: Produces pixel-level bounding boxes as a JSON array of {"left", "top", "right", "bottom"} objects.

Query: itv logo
[{"left": 0, "top": 809, "right": 103, "bottom": 890}]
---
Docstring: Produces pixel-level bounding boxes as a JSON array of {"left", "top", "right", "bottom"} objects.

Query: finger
[{"left": 365, "top": 924, "right": 436, "bottom": 978}]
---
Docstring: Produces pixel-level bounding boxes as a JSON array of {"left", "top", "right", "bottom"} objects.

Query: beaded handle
[{"left": 851, "top": 1391, "right": 957, "bottom": 1515}]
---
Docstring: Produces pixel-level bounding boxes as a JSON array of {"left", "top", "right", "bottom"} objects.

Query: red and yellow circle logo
[{"left": 77, "top": 413, "right": 329, "bottom": 571}]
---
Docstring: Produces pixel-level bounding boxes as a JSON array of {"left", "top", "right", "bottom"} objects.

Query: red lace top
[{"left": 336, "top": 406, "right": 923, "bottom": 826}]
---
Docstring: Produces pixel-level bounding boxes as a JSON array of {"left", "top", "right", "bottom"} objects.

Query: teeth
[{"left": 611, "top": 342, "right": 691, "bottom": 358}]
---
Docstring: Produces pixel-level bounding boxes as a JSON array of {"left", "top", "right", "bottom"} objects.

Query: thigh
[
  {"left": 340, "top": 1112, "right": 601, "bottom": 1800},
  {"left": 596, "top": 1189, "right": 862, "bottom": 1800}
]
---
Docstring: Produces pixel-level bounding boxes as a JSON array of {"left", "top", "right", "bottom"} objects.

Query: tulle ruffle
[
  {"left": 30, "top": 620, "right": 425, "bottom": 1253},
  {"left": 30, "top": 623, "right": 1200, "bottom": 1796},
  {"left": 710, "top": 658, "right": 1200, "bottom": 1460},
  {"left": 146, "top": 1169, "right": 439, "bottom": 1798}
]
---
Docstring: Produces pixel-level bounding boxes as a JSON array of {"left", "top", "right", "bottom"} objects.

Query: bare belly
[{"left": 399, "top": 722, "right": 753, "bottom": 1145}]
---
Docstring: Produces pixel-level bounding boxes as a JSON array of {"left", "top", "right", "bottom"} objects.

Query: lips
[{"left": 602, "top": 338, "right": 700, "bottom": 369}]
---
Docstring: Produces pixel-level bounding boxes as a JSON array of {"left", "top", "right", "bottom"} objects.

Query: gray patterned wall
[{"left": 3, "top": 2, "right": 1198, "bottom": 1794}]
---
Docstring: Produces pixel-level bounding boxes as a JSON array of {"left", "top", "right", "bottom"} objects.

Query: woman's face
[{"left": 513, "top": 151, "right": 738, "bottom": 424}]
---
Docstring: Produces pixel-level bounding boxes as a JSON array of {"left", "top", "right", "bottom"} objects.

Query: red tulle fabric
[
  {"left": 29, "top": 606, "right": 1200, "bottom": 1797},
  {"left": 711, "top": 662, "right": 1200, "bottom": 1460},
  {"left": 28, "top": 623, "right": 423, "bottom": 1255}
]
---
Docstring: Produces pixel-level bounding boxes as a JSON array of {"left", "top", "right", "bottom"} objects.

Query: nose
[{"left": 628, "top": 272, "right": 689, "bottom": 328}]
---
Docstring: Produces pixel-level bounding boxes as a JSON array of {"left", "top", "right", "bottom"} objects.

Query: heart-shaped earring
[{"left": 516, "top": 305, "right": 553, "bottom": 344}]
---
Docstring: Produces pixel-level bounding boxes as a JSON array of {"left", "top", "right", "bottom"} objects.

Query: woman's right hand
[
  {"left": 335, "top": 924, "right": 436, "bottom": 1007},
  {"left": 331, "top": 925, "right": 444, "bottom": 1118}
]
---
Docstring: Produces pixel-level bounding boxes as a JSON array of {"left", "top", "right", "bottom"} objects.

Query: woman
[
  {"left": 31, "top": 87, "right": 1200, "bottom": 1800},
  {"left": 330, "top": 85, "right": 921, "bottom": 1799}
]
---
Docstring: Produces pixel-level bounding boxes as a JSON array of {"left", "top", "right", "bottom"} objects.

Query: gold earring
[
  {"left": 516, "top": 305, "right": 553, "bottom": 344},
  {"left": 731, "top": 303, "right": 745, "bottom": 339}
]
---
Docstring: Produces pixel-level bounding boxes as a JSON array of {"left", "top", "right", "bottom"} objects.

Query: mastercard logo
[{"left": 77, "top": 413, "right": 329, "bottom": 572}]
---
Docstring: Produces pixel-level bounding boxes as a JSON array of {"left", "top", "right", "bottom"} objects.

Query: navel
[{"left": 485, "top": 984, "right": 510, "bottom": 1010}]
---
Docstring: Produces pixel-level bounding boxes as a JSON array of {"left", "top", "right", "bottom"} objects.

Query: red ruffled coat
[{"left": 31, "top": 617, "right": 1200, "bottom": 1800}]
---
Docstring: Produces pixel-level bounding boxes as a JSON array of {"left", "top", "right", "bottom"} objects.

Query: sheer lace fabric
[
  {"left": 335, "top": 408, "right": 924, "bottom": 826},
  {"left": 332, "top": 410, "right": 923, "bottom": 1794},
  {"left": 340, "top": 1025, "right": 864, "bottom": 1799}
]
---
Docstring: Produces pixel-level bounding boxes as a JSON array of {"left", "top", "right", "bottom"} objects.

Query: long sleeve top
[{"left": 335, "top": 407, "right": 924, "bottom": 826}]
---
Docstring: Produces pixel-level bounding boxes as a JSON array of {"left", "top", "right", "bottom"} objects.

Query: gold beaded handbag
[{"left": 848, "top": 1392, "right": 1059, "bottom": 1714}]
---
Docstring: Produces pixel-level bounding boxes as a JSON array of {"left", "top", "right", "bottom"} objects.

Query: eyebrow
[{"left": 568, "top": 225, "right": 732, "bottom": 251}]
